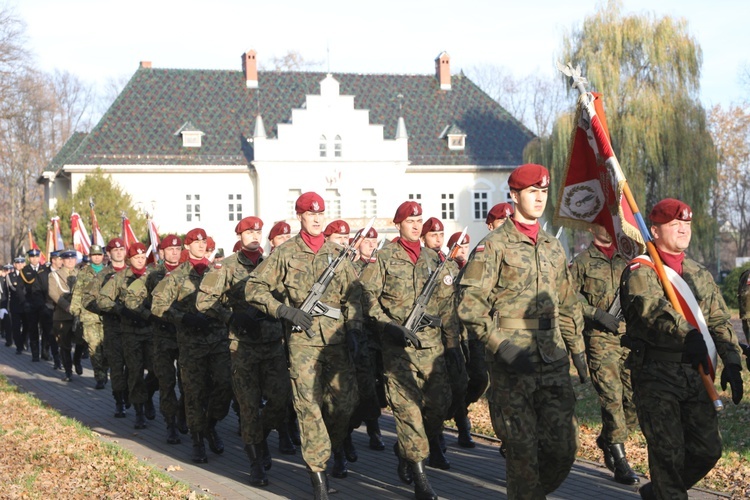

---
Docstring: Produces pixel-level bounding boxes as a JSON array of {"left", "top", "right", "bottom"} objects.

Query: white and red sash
[{"left": 631, "top": 255, "right": 718, "bottom": 380}]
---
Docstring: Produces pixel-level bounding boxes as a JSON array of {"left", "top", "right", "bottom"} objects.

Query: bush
[{"left": 721, "top": 262, "right": 750, "bottom": 309}]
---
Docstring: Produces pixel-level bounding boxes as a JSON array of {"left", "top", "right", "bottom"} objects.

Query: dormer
[
  {"left": 175, "top": 121, "right": 204, "bottom": 148},
  {"left": 440, "top": 123, "right": 466, "bottom": 151}
]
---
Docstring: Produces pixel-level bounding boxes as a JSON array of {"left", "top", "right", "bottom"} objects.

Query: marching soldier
[
  {"left": 48, "top": 249, "right": 81, "bottom": 382},
  {"left": 620, "top": 198, "right": 744, "bottom": 499},
  {"left": 361, "top": 201, "right": 460, "bottom": 500},
  {"left": 268, "top": 221, "right": 292, "bottom": 252},
  {"left": 32, "top": 251, "right": 62, "bottom": 364},
  {"left": 485, "top": 202, "right": 514, "bottom": 231},
  {"left": 458, "top": 164, "right": 586, "bottom": 499},
  {"left": 21, "top": 249, "right": 45, "bottom": 361},
  {"left": 569, "top": 224, "right": 638, "bottom": 485},
  {"left": 7, "top": 256, "right": 26, "bottom": 352},
  {"left": 152, "top": 228, "right": 233, "bottom": 464},
  {"left": 245, "top": 192, "right": 362, "bottom": 499}
]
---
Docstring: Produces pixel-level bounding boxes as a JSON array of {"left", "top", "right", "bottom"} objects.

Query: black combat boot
[
  {"left": 95, "top": 379, "right": 106, "bottom": 390},
  {"left": 205, "top": 419, "right": 224, "bottom": 454},
  {"left": 144, "top": 397, "right": 156, "bottom": 420},
  {"left": 331, "top": 445, "right": 348, "bottom": 478},
  {"left": 113, "top": 391, "right": 126, "bottom": 418},
  {"left": 343, "top": 432, "right": 358, "bottom": 462},
  {"left": 596, "top": 435, "right": 615, "bottom": 472},
  {"left": 177, "top": 399, "right": 189, "bottom": 434},
  {"left": 245, "top": 444, "right": 269, "bottom": 487},
  {"left": 260, "top": 437, "right": 272, "bottom": 470},
  {"left": 610, "top": 443, "right": 640, "bottom": 485},
  {"left": 73, "top": 344, "right": 84, "bottom": 375},
  {"left": 134, "top": 403, "right": 147, "bottom": 429},
  {"left": 191, "top": 432, "right": 208, "bottom": 463},
  {"left": 394, "top": 442, "right": 413, "bottom": 484},
  {"left": 455, "top": 410, "right": 476, "bottom": 448},
  {"left": 437, "top": 432, "right": 446, "bottom": 453},
  {"left": 427, "top": 435, "right": 451, "bottom": 470},
  {"left": 166, "top": 415, "right": 181, "bottom": 444},
  {"left": 365, "top": 418, "right": 385, "bottom": 450},
  {"left": 309, "top": 470, "right": 333, "bottom": 500},
  {"left": 61, "top": 349, "right": 73, "bottom": 377},
  {"left": 411, "top": 460, "right": 438, "bottom": 500},
  {"left": 638, "top": 482, "right": 656, "bottom": 500},
  {"left": 277, "top": 426, "right": 296, "bottom": 455}
]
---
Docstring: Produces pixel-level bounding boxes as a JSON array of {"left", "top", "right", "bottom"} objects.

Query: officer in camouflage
[
  {"left": 245, "top": 192, "right": 362, "bottom": 500},
  {"left": 569, "top": 224, "right": 639, "bottom": 485},
  {"left": 457, "top": 164, "right": 586, "bottom": 499},
  {"left": 620, "top": 198, "right": 744, "bottom": 500},
  {"left": 196, "top": 216, "right": 293, "bottom": 487}
]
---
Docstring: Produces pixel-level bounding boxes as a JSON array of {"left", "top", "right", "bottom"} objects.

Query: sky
[{"left": 13, "top": 0, "right": 750, "bottom": 112}]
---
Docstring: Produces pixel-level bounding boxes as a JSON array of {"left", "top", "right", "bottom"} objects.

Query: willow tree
[{"left": 526, "top": 0, "right": 717, "bottom": 262}]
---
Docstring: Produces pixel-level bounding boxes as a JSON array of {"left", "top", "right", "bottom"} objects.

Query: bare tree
[{"left": 261, "top": 50, "right": 323, "bottom": 72}]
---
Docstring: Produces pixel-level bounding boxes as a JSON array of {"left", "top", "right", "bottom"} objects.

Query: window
[
  {"left": 325, "top": 189, "right": 341, "bottom": 219},
  {"left": 186, "top": 194, "right": 201, "bottom": 222},
  {"left": 441, "top": 193, "right": 455, "bottom": 220},
  {"left": 448, "top": 134, "right": 465, "bottom": 150},
  {"left": 473, "top": 191, "right": 489, "bottom": 220},
  {"left": 361, "top": 188, "right": 377, "bottom": 218},
  {"left": 408, "top": 193, "right": 422, "bottom": 207},
  {"left": 288, "top": 189, "right": 302, "bottom": 218},
  {"left": 228, "top": 194, "right": 242, "bottom": 221},
  {"left": 334, "top": 135, "right": 342, "bottom": 158},
  {"left": 319, "top": 135, "right": 327, "bottom": 157}
]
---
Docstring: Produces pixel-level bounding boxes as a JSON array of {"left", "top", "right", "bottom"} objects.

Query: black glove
[
  {"left": 346, "top": 330, "right": 360, "bottom": 358},
  {"left": 446, "top": 347, "right": 465, "bottom": 375},
  {"left": 741, "top": 344, "right": 750, "bottom": 371},
  {"left": 684, "top": 329, "right": 709, "bottom": 373},
  {"left": 383, "top": 322, "right": 410, "bottom": 347},
  {"left": 572, "top": 352, "right": 589, "bottom": 383},
  {"left": 593, "top": 308, "right": 622, "bottom": 334},
  {"left": 276, "top": 304, "right": 313, "bottom": 330},
  {"left": 496, "top": 340, "right": 534, "bottom": 374},
  {"left": 720, "top": 364, "right": 744, "bottom": 405},
  {"left": 182, "top": 311, "right": 210, "bottom": 331}
]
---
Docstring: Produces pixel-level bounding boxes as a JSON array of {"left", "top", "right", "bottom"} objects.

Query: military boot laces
[
  {"left": 366, "top": 419, "right": 385, "bottom": 451},
  {"left": 610, "top": 443, "right": 640, "bottom": 485},
  {"left": 277, "top": 425, "right": 296, "bottom": 455},
  {"left": 205, "top": 420, "right": 224, "bottom": 454},
  {"left": 394, "top": 442, "right": 413, "bottom": 484},
  {"left": 191, "top": 432, "right": 208, "bottom": 463},
  {"left": 427, "top": 435, "right": 451, "bottom": 470},
  {"left": 331, "top": 446, "right": 348, "bottom": 478},
  {"left": 596, "top": 436, "right": 615, "bottom": 472},
  {"left": 113, "top": 391, "right": 126, "bottom": 418},
  {"left": 134, "top": 403, "right": 147, "bottom": 429},
  {"left": 166, "top": 415, "right": 181, "bottom": 444},
  {"left": 245, "top": 444, "right": 269, "bottom": 487},
  {"left": 343, "top": 433, "right": 358, "bottom": 462},
  {"left": 309, "top": 470, "right": 335, "bottom": 500},
  {"left": 411, "top": 461, "right": 438, "bottom": 500}
]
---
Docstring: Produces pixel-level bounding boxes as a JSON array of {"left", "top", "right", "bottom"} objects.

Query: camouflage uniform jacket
[
  {"left": 123, "top": 262, "right": 176, "bottom": 338},
  {"left": 151, "top": 261, "right": 227, "bottom": 344},
  {"left": 621, "top": 256, "right": 742, "bottom": 365},
  {"left": 457, "top": 220, "right": 584, "bottom": 360},
  {"left": 360, "top": 243, "right": 460, "bottom": 349},
  {"left": 245, "top": 235, "right": 363, "bottom": 347},
  {"left": 569, "top": 243, "right": 627, "bottom": 336},
  {"left": 48, "top": 267, "right": 78, "bottom": 321},
  {"left": 98, "top": 267, "right": 152, "bottom": 332},
  {"left": 80, "top": 266, "right": 120, "bottom": 319},
  {"left": 738, "top": 268, "right": 750, "bottom": 340},
  {"left": 70, "top": 264, "right": 104, "bottom": 324}
]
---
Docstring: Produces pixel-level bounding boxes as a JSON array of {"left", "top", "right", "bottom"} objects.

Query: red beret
[
  {"left": 650, "top": 198, "right": 692, "bottom": 224},
  {"left": 362, "top": 227, "right": 378, "bottom": 239},
  {"left": 232, "top": 240, "right": 242, "bottom": 252},
  {"left": 268, "top": 221, "right": 291, "bottom": 240},
  {"left": 184, "top": 228, "right": 207, "bottom": 245},
  {"left": 448, "top": 232, "right": 470, "bottom": 247},
  {"left": 106, "top": 238, "right": 125, "bottom": 252},
  {"left": 295, "top": 192, "right": 325, "bottom": 214},
  {"left": 508, "top": 164, "right": 550, "bottom": 191},
  {"left": 393, "top": 201, "right": 422, "bottom": 223},
  {"left": 324, "top": 220, "right": 350, "bottom": 237},
  {"left": 127, "top": 242, "right": 147, "bottom": 258},
  {"left": 206, "top": 237, "right": 216, "bottom": 251},
  {"left": 486, "top": 203, "right": 514, "bottom": 224},
  {"left": 159, "top": 234, "right": 182, "bottom": 250},
  {"left": 235, "top": 216, "right": 264, "bottom": 234},
  {"left": 421, "top": 217, "right": 444, "bottom": 236}
]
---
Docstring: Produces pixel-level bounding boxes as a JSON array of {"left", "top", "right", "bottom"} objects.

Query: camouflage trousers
[
  {"left": 103, "top": 325, "right": 128, "bottom": 393},
  {"left": 288, "top": 342, "right": 358, "bottom": 472},
  {"left": 585, "top": 333, "right": 637, "bottom": 444},
  {"left": 122, "top": 331, "right": 154, "bottom": 405},
  {"left": 349, "top": 336, "right": 382, "bottom": 429},
  {"left": 445, "top": 344, "right": 468, "bottom": 420},
  {"left": 488, "top": 356, "right": 578, "bottom": 500},
  {"left": 82, "top": 321, "right": 108, "bottom": 384},
  {"left": 152, "top": 334, "right": 183, "bottom": 419},
  {"left": 179, "top": 339, "right": 232, "bottom": 433},
  {"left": 632, "top": 360, "right": 721, "bottom": 500},
  {"left": 383, "top": 342, "right": 451, "bottom": 463},
  {"left": 230, "top": 338, "right": 291, "bottom": 445}
]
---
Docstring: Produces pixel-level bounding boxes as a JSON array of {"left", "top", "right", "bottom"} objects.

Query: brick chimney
[
  {"left": 242, "top": 50, "right": 258, "bottom": 89},
  {"left": 435, "top": 51, "right": 451, "bottom": 90},
  {"left": 140, "top": 61, "right": 152, "bottom": 69}
]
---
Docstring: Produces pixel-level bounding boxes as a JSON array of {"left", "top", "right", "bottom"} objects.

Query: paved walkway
[{"left": 0, "top": 345, "right": 727, "bottom": 499}]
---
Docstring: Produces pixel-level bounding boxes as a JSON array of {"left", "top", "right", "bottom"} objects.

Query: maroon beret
[
  {"left": 363, "top": 227, "right": 378, "bottom": 239},
  {"left": 232, "top": 240, "right": 242, "bottom": 252},
  {"left": 184, "top": 228, "right": 207, "bottom": 245},
  {"left": 206, "top": 237, "right": 216, "bottom": 251},
  {"left": 649, "top": 198, "right": 692, "bottom": 224},
  {"left": 323, "top": 220, "right": 350, "bottom": 237},
  {"left": 235, "top": 216, "right": 264, "bottom": 234},
  {"left": 447, "top": 232, "right": 470, "bottom": 247},
  {"left": 127, "top": 242, "right": 147, "bottom": 258},
  {"left": 508, "top": 163, "right": 550, "bottom": 191},
  {"left": 393, "top": 201, "right": 422, "bottom": 223},
  {"left": 420, "top": 217, "right": 444, "bottom": 236},
  {"left": 295, "top": 192, "right": 325, "bottom": 214},
  {"left": 106, "top": 238, "right": 125, "bottom": 252},
  {"left": 486, "top": 203, "right": 514, "bottom": 224},
  {"left": 159, "top": 234, "right": 183, "bottom": 250},
  {"left": 268, "top": 221, "right": 291, "bottom": 240}
]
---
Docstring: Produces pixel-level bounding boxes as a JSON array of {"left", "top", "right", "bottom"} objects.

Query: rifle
[
  {"left": 295, "top": 217, "right": 375, "bottom": 338},
  {"left": 402, "top": 227, "right": 467, "bottom": 348},
  {"left": 607, "top": 288, "right": 624, "bottom": 322},
  {"left": 368, "top": 239, "right": 386, "bottom": 264}
]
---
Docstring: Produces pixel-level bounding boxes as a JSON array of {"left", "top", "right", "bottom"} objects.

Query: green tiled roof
[
  {"left": 58, "top": 67, "right": 534, "bottom": 167},
  {"left": 44, "top": 131, "right": 88, "bottom": 173}
]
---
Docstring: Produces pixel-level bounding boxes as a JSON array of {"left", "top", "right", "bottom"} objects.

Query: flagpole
[{"left": 559, "top": 63, "right": 723, "bottom": 411}]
